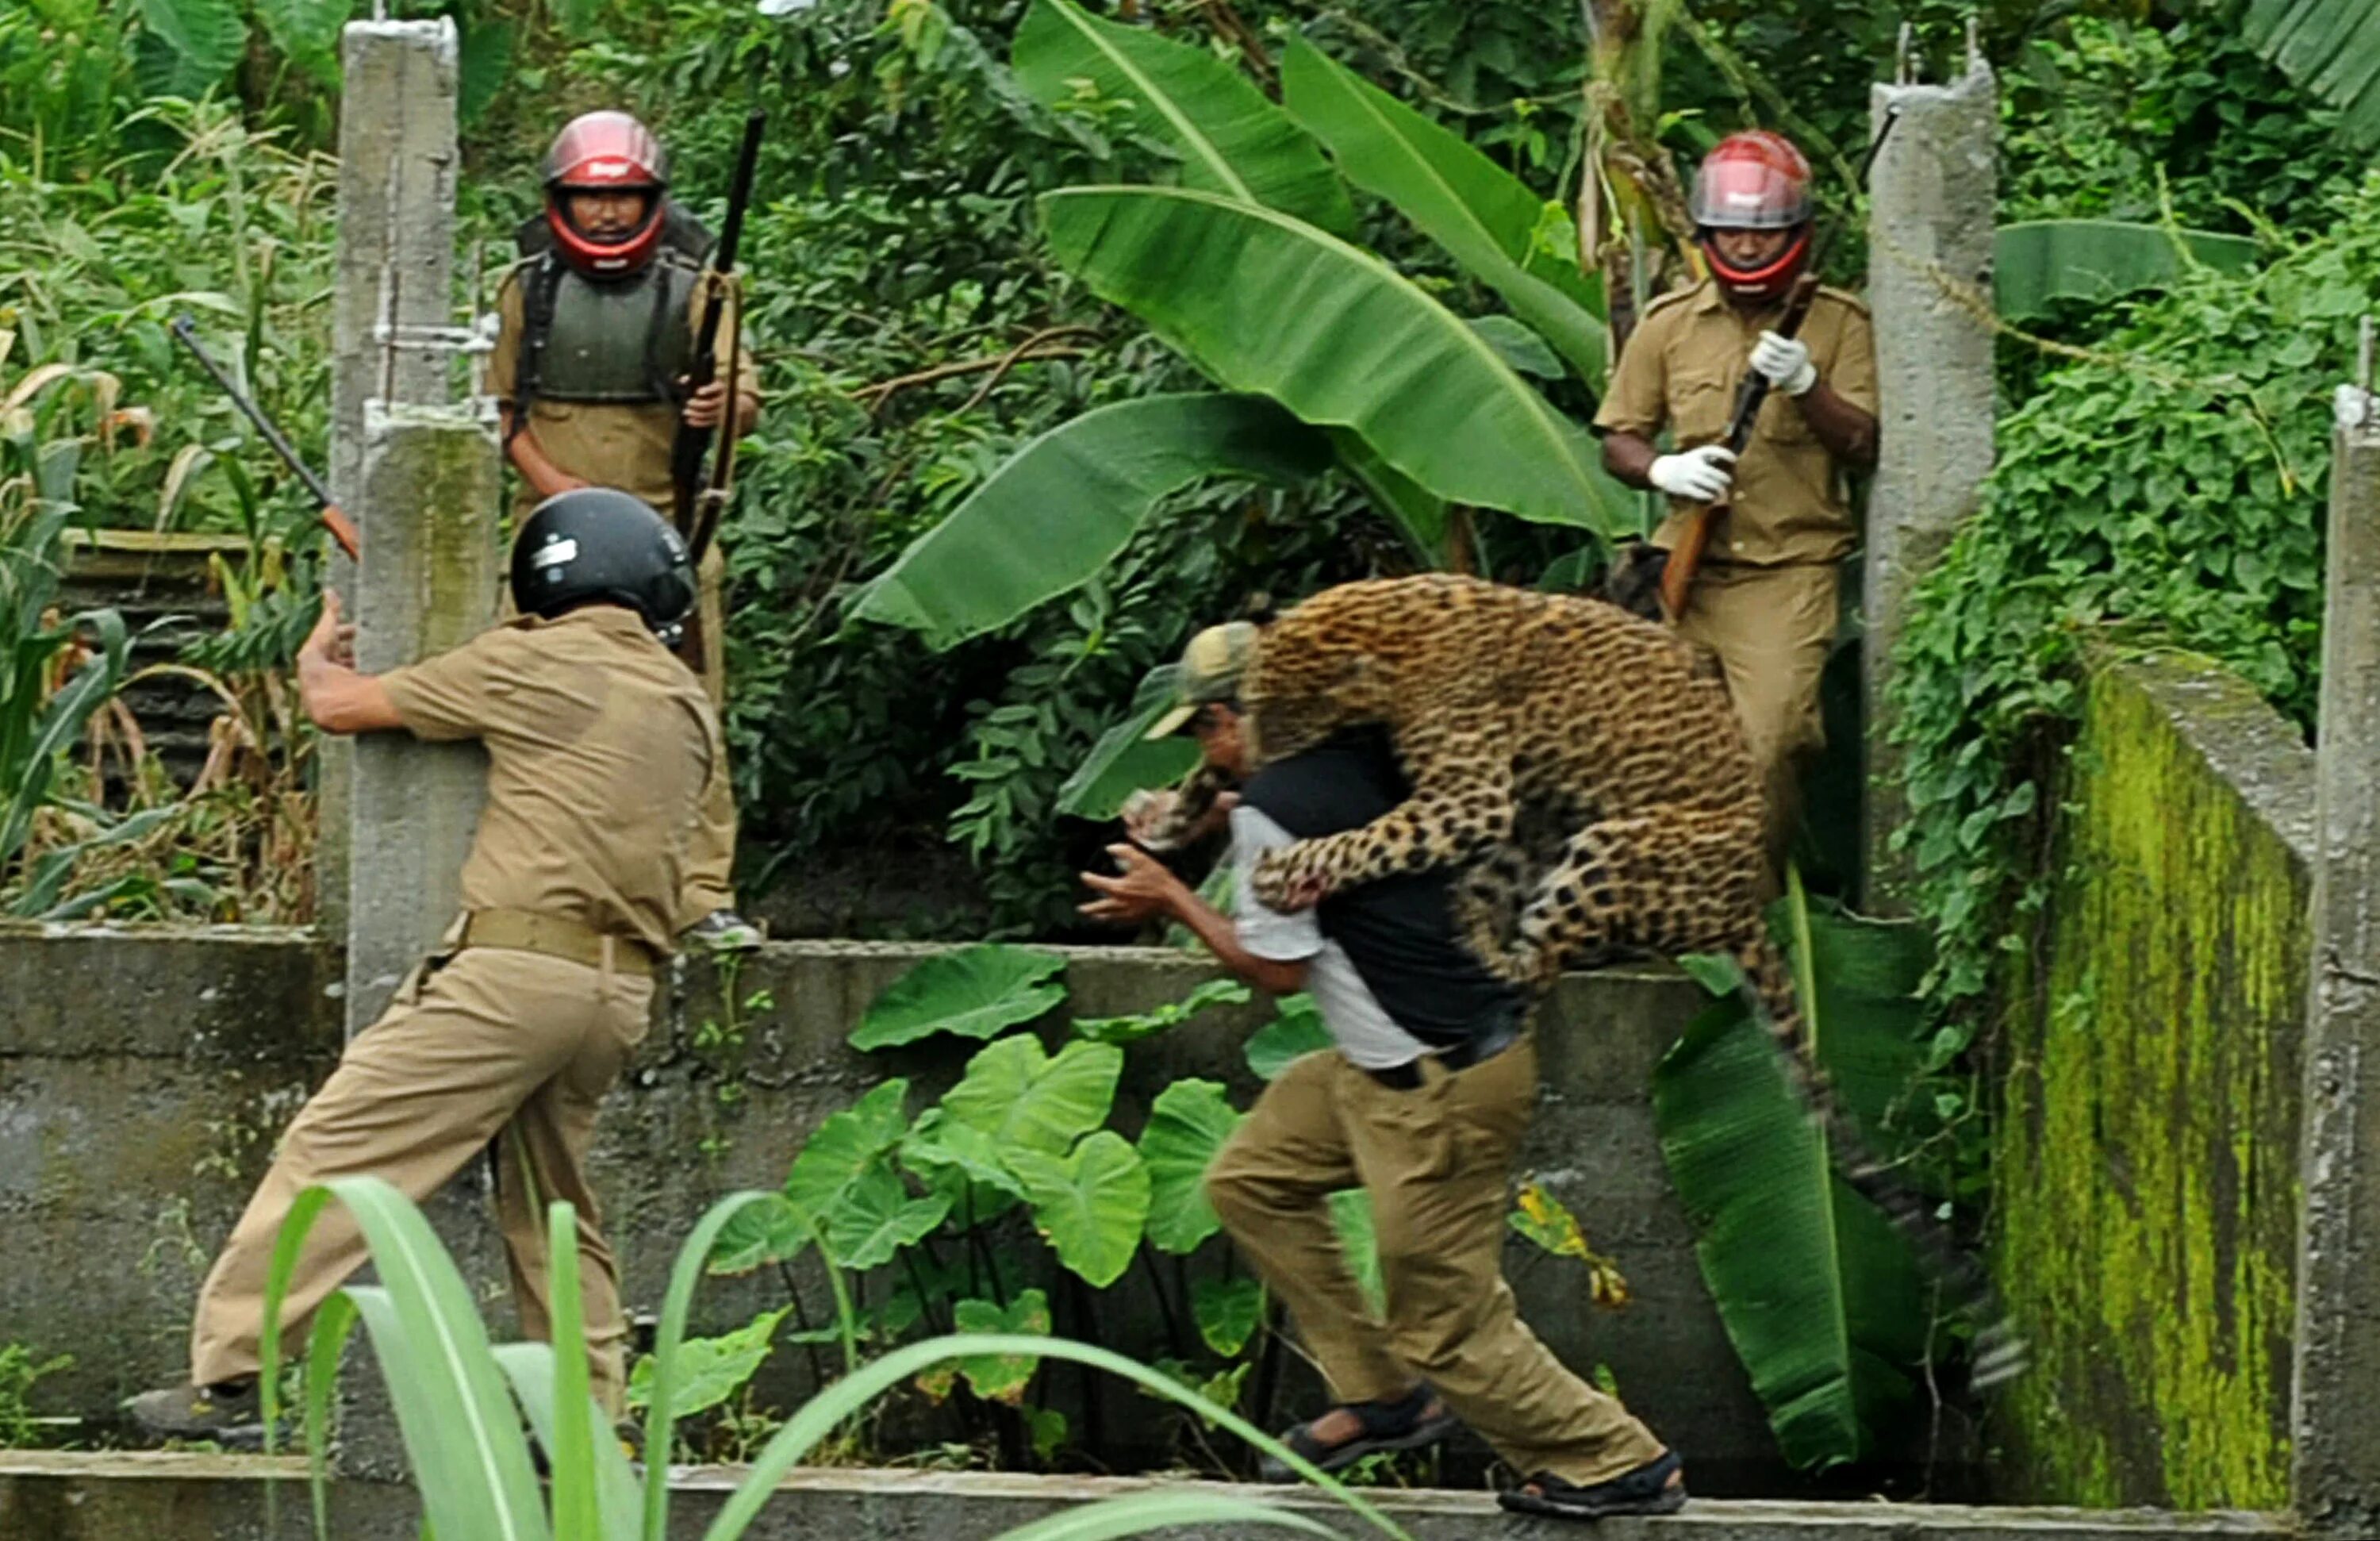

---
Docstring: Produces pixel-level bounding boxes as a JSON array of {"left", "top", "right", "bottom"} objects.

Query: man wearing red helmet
[
  {"left": 1593, "top": 129, "right": 1879, "bottom": 874},
  {"left": 489, "top": 110, "right": 765, "bottom": 951}
]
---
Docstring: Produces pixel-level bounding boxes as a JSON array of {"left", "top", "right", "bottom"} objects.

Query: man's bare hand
[
  {"left": 302, "top": 590, "right": 358, "bottom": 668},
  {"left": 1078, "top": 844, "right": 1190, "bottom": 925},
  {"left": 681, "top": 379, "right": 731, "bottom": 429}
]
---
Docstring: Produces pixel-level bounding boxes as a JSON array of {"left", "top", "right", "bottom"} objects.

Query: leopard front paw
[{"left": 1250, "top": 847, "right": 1330, "bottom": 912}]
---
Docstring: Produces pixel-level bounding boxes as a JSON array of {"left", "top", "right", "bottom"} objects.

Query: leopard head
[{"left": 1240, "top": 621, "right": 1386, "bottom": 767}]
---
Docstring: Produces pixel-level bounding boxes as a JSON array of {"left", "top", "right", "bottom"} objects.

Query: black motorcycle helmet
[{"left": 510, "top": 487, "right": 695, "bottom": 636}]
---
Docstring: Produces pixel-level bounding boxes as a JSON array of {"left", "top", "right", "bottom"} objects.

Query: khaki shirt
[
  {"left": 380, "top": 606, "right": 723, "bottom": 957},
  {"left": 1593, "top": 278, "right": 1878, "bottom": 567},
  {"left": 488, "top": 264, "right": 763, "bottom": 517}
]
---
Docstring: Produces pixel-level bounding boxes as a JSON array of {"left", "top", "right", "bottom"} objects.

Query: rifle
[
  {"left": 171, "top": 315, "right": 363, "bottom": 561},
  {"left": 671, "top": 110, "right": 767, "bottom": 568},
  {"left": 1656, "top": 108, "right": 1898, "bottom": 624}
]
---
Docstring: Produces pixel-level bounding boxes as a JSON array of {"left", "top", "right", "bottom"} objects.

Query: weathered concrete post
[
  {"left": 344, "top": 404, "right": 500, "bottom": 1031},
  {"left": 320, "top": 18, "right": 465, "bottom": 945},
  {"left": 1860, "top": 50, "right": 1996, "bottom": 911},
  {"left": 2292, "top": 362, "right": 2380, "bottom": 1535}
]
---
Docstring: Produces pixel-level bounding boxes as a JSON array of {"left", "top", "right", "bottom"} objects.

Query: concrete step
[{"left": 0, "top": 1451, "right": 2290, "bottom": 1539}]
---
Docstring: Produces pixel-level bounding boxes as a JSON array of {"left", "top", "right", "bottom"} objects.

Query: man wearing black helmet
[
  {"left": 1595, "top": 129, "right": 1878, "bottom": 875},
  {"left": 490, "top": 109, "right": 764, "bottom": 951},
  {"left": 129, "top": 489, "right": 720, "bottom": 1442}
]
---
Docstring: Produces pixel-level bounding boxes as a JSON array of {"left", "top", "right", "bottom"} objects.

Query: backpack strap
[{"left": 510, "top": 254, "right": 566, "bottom": 446}]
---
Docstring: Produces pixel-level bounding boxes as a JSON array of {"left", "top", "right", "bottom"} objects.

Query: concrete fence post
[
  {"left": 1860, "top": 54, "right": 1997, "bottom": 912},
  {"left": 319, "top": 18, "right": 462, "bottom": 944},
  {"left": 2292, "top": 357, "right": 2380, "bottom": 1535}
]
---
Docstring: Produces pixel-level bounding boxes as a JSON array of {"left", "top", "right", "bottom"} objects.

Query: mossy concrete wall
[
  {"left": 0, "top": 932, "right": 1800, "bottom": 1489},
  {"left": 1994, "top": 653, "right": 2316, "bottom": 1509}
]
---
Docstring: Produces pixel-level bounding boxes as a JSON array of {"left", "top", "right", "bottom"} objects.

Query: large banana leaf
[
  {"left": 1993, "top": 220, "right": 2261, "bottom": 321},
  {"left": 850, "top": 394, "right": 1328, "bottom": 651},
  {"left": 1650, "top": 878, "right": 1933, "bottom": 1470},
  {"left": 1012, "top": 0, "right": 1357, "bottom": 236},
  {"left": 2248, "top": 0, "right": 2380, "bottom": 149},
  {"left": 1281, "top": 40, "right": 1608, "bottom": 386},
  {"left": 1042, "top": 186, "right": 1630, "bottom": 533}
]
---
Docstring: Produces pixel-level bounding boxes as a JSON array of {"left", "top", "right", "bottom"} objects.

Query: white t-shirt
[{"left": 1229, "top": 805, "right": 1431, "bottom": 1070}]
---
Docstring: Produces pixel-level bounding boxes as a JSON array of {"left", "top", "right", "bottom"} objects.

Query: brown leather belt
[{"left": 458, "top": 908, "right": 658, "bottom": 978}]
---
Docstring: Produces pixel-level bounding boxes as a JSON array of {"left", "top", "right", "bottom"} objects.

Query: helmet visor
[{"left": 1691, "top": 156, "right": 1813, "bottom": 230}]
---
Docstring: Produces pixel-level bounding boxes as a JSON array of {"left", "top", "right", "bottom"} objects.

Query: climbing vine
[{"left": 1887, "top": 169, "right": 2380, "bottom": 1041}]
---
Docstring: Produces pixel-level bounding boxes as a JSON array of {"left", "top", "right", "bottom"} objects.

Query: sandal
[
  {"left": 1257, "top": 1384, "right": 1459, "bottom": 1481},
  {"left": 1497, "top": 1450, "right": 1688, "bottom": 1520}
]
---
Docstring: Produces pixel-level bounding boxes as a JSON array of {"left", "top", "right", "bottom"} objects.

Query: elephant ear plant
[{"left": 257, "top": 1175, "right": 1418, "bottom": 1540}]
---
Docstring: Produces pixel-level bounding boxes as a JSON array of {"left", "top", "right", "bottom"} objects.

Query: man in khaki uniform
[
  {"left": 489, "top": 108, "right": 764, "bottom": 950},
  {"left": 131, "top": 489, "right": 719, "bottom": 1440},
  {"left": 1595, "top": 129, "right": 1878, "bottom": 869},
  {"left": 1080, "top": 625, "right": 1686, "bottom": 1524}
]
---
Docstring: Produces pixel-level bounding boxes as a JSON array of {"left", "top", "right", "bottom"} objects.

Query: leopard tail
[{"left": 1732, "top": 936, "right": 2028, "bottom": 1389}]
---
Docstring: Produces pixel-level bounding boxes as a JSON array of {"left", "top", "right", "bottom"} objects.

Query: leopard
[{"left": 1138, "top": 573, "right": 2023, "bottom": 1386}]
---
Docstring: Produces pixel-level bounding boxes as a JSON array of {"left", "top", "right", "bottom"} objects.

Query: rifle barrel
[{"left": 170, "top": 317, "right": 337, "bottom": 511}]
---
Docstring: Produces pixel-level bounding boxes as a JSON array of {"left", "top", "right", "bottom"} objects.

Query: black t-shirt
[{"left": 1238, "top": 728, "right": 1525, "bottom": 1049}]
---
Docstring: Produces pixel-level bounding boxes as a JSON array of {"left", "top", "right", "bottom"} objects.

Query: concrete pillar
[
  {"left": 2292, "top": 382, "right": 2380, "bottom": 1535},
  {"left": 319, "top": 18, "right": 461, "bottom": 942},
  {"left": 1859, "top": 56, "right": 1996, "bottom": 912},
  {"left": 343, "top": 404, "right": 500, "bottom": 1034}
]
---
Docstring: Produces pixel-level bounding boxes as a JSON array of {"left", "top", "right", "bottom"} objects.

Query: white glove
[
  {"left": 1648, "top": 444, "right": 1737, "bottom": 502},
  {"left": 1749, "top": 330, "right": 1818, "bottom": 396},
  {"left": 2337, "top": 383, "right": 2375, "bottom": 432}
]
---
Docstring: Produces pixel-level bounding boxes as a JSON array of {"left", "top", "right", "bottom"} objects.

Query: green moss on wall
[{"left": 1994, "top": 653, "right": 2311, "bottom": 1511}]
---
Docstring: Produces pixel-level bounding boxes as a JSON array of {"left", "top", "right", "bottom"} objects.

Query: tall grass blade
[
  {"left": 493, "top": 1343, "right": 643, "bottom": 1541},
  {"left": 547, "top": 1201, "right": 600, "bottom": 1541},
  {"left": 301, "top": 1292, "right": 361, "bottom": 1541},
  {"left": 987, "top": 1491, "right": 1339, "bottom": 1539},
  {"left": 643, "top": 1190, "right": 781, "bottom": 1541}
]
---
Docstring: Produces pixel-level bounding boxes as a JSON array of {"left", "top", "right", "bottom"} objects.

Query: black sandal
[
  {"left": 1497, "top": 1449, "right": 1688, "bottom": 1520},
  {"left": 1257, "top": 1384, "right": 1459, "bottom": 1481}
]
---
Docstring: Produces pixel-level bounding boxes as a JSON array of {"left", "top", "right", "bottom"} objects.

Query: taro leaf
[
  {"left": 850, "top": 395, "right": 1329, "bottom": 652},
  {"left": 1282, "top": 37, "right": 1608, "bottom": 384},
  {"left": 950, "top": 1289, "right": 1052, "bottom": 1404},
  {"left": 1013, "top": 0, "right": 1356, "bottom": 235},
  {"left": 624, "top": 1307, "right": 785, "bottom": 1419},
  {"left": 1073, "top": 978, "right": 1253, "bottom": 1047},
  {"left": 1329, "top": 1189, "right": 1384, "bottom": 1314},
  {"left": 1245, "top": 994, "right": 1333, "bottom": 1082},
  {"left": 455, "top": 13, "right": 515, "bottom": 125},
  {"left": 1009, "top": 1130, "right": 1151, "bottom": 1287},
  {"left": 706, "top": 1193, "right": 812, "bottom": 1276},
  {"left": 1056, "top": 661, "right": 1204, "bottom": 820},
  {"left": 135, "top": 0, "right": 248, "bottom": 97},
  {"left": 1041, "top": 185, "right": 1631, "bottom": 533},
  {"left": 1192, "top": 1275, "right": 1265, "bottom": 1357},
  {"left": 1028, "top": 1406, "right": 1069, "bottom": 1462},
  {"left": 1992, "top": 221, "right": 2260, "bottom": 321},
  {"left": 943, "top": 1036, "right": 1124, "bottom": 1155},
  {"left": 1509, "top": 1180, "right": 1591, "bottom": 1259},
  {"left": 253, "top": 0, "right": 346, "bottom": 81},
  {"left": 900, "top": 1107, "right": 1027, "bottom": 1199},
  {"left": 1138, "top": 1078, "right": 1243, "bottom": 1254},
  {"left": 823, "top": 1166, "right": 954, "bottom": 1271},
  {"left": 782, "top": 1080, "right": 912, "bottom": 1226},
  {"left": 850, "top": 944, "right": 1069, "bottom": 1050}
]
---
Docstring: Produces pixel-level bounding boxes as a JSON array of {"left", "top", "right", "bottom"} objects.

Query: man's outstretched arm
[
  {"left": 297, "top": 590, "right": 404, "bottom": 736},
  {"left": 1080, "top": 844, "right": 1309, "bottom": 997}
]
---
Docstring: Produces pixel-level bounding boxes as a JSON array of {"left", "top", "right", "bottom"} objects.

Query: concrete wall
[
  {"left": 0, "top": 932, "right": 1799, "bottom": 1491},
  {"left": 1993, "top": 654, "right": 2316, "bottom": 1509}
]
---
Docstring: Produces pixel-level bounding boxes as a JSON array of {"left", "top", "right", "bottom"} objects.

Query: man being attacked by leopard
[{"left": 1075, "top": 621, "right": 1687, "bottom": 1524}]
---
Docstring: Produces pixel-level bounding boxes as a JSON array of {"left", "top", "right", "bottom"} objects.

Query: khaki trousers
[
  {"left": 1206, "top": 1040, "right": 1666, "bottom": 1485},
  {"left": 1673, "top": 560, "right": 1840, "bottom": 870},
  {"left": 189, "top": 946, "right": 652, "bottom": 1412},
  {"left": 499, "top": 522, "right": 739, "bottom": 926}
]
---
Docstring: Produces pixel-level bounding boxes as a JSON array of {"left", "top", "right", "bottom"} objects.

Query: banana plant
[{"left": 259, "top": 1174, "right": 1416, "bottom": 1540}]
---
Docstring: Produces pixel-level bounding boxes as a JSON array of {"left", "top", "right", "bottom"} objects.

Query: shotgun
[
  {"left": 1656, "top": 109, "right": 1898, "bottom": 623},
  {"left": 171, "top": 315, "right": 362, "bottom": 561},
  {"left": 672, "top": 110, "right": 767, "bottom": 568}
]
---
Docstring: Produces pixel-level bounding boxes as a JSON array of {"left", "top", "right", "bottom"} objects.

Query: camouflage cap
[{"left": 1145, "top": 621, "right": 1260, "bottom": 740}]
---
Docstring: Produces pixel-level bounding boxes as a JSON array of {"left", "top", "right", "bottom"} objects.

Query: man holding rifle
[
  {"left": 1593, "top": 129, "right": 1878, "bottom": 875},
  {"left": 490, "top": 109, "right": 765, "bottom": 950}
]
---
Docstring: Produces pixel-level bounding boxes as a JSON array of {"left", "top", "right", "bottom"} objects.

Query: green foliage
[
  {"left": 1136, "top": 1077, "right": 1243, "bottom": 1252},
  {"left": 1888, "top": 171, "right": 2369, "bottom": 1031},
  {"left": 1651, "top": 878, "right": 1939, "bottom": 1470},
  {"left": 1993, "top": 220, "right": 2260, "bottom": 320},
  {"left": 1010, "top": 1128, "right": 1151, "bottom": 1287},
  {"left": 2244, "top": 0, "right": 2380, "bottom": 151},
  {"left": 848, "top": 943, "right": 1069, "bottom": 1049},
  {"left": 0, "top": 1342, "right": 72, "bottom": 1448}
]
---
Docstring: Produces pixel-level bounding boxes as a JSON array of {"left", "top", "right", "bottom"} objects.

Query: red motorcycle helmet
[
  {"left": 542, "top": 110, "right": 671, "bottom": 279},
  {"left": 1690, "top": 130, "right": 1815, "bottom": 303}
]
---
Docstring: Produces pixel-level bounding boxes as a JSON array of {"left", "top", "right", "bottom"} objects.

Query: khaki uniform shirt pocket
[{"left": 1669, "top": 373, "right": 1735, "bottom": 445}]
